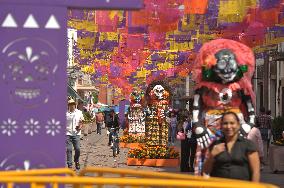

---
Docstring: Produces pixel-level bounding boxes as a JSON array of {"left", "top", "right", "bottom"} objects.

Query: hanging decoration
[{"left": 67, "top": 0, "right": 284, "bottom": 100}]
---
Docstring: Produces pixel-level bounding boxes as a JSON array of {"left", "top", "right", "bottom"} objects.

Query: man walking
[
  {"left": 95, "top": 109, "right": 104, "bottom": 135},
  {"left": 66, "top": 98, "right": 84, "bottom": 170},
  {"left": 106, "top": 110, "right": 119, "bottom": 146},
  {"left": 256, "top": 107, "right": 271, "bottom": 141}
]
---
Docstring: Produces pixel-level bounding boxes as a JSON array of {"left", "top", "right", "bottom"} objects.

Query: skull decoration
[
  {"left": 1, "top": 38, "right": 58, "bottom": 107},
  {"left": 219, "top": 88, "right": 233, "bottom": 104},
  {"left": 132, "top": 90, "right": 141, "bottom": 103},
  {"left": 213, "top": 49, "right": 238, "bottom": 83},
  {"left": 153, "top": 85, "right": 165, "bottom": 99},
  {"left": 130, "top": 90, "right": 144, "bottom": 107},
  {"left": 0, "top": 152, "right": 56, "bottom": 171}
]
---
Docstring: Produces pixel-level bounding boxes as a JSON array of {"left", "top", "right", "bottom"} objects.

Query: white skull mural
[
  {"left": 153, "top": 85, "right": 165, "bottom": 99},
  {"left": 1, "top": 38, "right": 58, "bottom": 107}
]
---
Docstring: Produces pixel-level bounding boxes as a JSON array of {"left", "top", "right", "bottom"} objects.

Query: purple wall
[{"left": 0, "top": 4, "right": 67, "bottom": 170}]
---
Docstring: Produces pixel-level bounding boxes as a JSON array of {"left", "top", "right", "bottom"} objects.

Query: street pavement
[{"left": 78, "top": 128, "right": 284, "bottom": 187}]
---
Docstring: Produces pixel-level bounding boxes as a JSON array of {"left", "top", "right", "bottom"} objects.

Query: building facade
[{"left": 254, "top": 43, "right": 284, "bottom": 117}]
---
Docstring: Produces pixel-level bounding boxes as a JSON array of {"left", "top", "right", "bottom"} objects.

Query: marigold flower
[{"left": 204, "top": 54, "right": 217, "bottom": 68}]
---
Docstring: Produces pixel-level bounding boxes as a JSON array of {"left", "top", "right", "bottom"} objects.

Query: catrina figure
[
  {"left": 127, "top": 90, "right": 146, "bottom": 136},
  {"left": 191, "top": 39, "right": 256, "bottom": 174},
  {"left": 145, "top": 80, "right": 171, "bottom": 146}
]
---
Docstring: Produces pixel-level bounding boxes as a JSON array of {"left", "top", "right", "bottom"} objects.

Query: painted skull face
[
  {"left": 213, "top": 49, "right": 238, "bottom": 83},
  {"left": 132, "top": 91, "right": 143, "bottom": 103},
  {"left": 153, "top": 85, "right": 165, "bottom": 99},
  {"left": 2, "top": 38, "right": 58, "bottom": 107}
]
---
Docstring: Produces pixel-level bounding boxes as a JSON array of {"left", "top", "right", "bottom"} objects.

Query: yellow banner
[
  {"left": 77, "top": 37, "right": 95, "bottom": 50},
  {"left": 68, "top": 19, "right": 98, "bottom": 32},
  {"left": 82, "top": 65, "right": 95, "bottom": 74},
  {"left": 135, "top": 68, "right": 151, "bottom": 78},
  {"left": 106, "top": 32, "right": 119, "bottom": 41},
  {"left": 168, "top": 41, "right": 194, "bottom": 51},
  {"left": 218, "top": 0, "right": 257, "bottom": 23},
  {"left": 157, "top": 62, "right": 174, "bottom": 71}
]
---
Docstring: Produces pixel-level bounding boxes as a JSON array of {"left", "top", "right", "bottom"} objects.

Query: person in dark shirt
[
  {"left": 106, "top": 110, "right": 119, "bottom": 146},
  {"left": 179, "top": 115, "right": 197, "bottom": 172},
  {"left": 203, "top": 112, "right": 260, "bottom": 182}
]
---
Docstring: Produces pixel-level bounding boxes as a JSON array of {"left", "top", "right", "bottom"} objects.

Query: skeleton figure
[
  {"left": 145, "top": 81, "right": 170, "bottom": 146},
  {"left": 127, "top": 90, "right": 146, "bottom": 135},
  {"left": 213, "top": 50, "right": 238, "bottom": 83},
  {"left": 191, "top": 39, "right": 255, "bottom": 174},
  {"left": 153, "top": 85, "right": 165, "bottom": 100}
]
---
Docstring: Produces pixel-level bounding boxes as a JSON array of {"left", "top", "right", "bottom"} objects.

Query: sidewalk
[
  {"left": 261, "top": 164, "right": 284, "bottom": 187},
  {"left": 79, "top": 129, "right": 283, "bottom": 187}
]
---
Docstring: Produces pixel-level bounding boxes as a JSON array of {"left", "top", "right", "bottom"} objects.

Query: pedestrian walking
[
  {"left": 66, "top": 98, "right": 84, "bottom": 170},
  {"left": 121, "top": 113, "right": 128, "bottom": 131},
  {"left": 95, "top": 109, "right": 104, "bottom": 135},
  {"left": 203, "top": 112, "right": 260, "bottom": 182},
  {"left": 169, "top": 112, "right": 178, "bottom": 145},
  {"left": 179, "top": 116, "right": 197, "bottom": 172},
  {"left": 247, "top": 126, "right": 264, "bottom": 170},
  {"left": 256, "top": 107, "right": 272, "bottom": 162},
  {"left": 256, "top": 107, "right": 271, "bottom": 142},
  {"left": 106, "top": 110, "right": 119, "bottom": 146},
  {"left": 266, "top": 110, "right": 273, "bottom": 157}
]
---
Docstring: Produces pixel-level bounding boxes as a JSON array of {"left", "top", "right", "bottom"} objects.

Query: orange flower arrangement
[
  {"left": 120, "top": 134, "right": 145, "bottom": 143},
  {"left": 128, "top": 145, "right": 179, "bottom": 159},
  {"left": 204, "top": 54, "right": 217, "bottom": 69}
]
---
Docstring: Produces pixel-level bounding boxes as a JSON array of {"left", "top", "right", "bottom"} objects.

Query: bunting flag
[{"left": 68, "top": 0, "right": 284, "bottom": 100}]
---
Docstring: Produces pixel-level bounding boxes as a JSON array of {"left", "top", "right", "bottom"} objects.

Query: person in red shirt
[{"left": 95, "top": 110, "right": 104, "bottom": 135}]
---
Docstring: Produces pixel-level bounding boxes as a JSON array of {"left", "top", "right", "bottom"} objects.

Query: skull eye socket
[
  {"left": 217, "top": 60, "right": 227, "bottom": 69},
  {"left": 33, "top": 64, "right": 50, "bottom": 81},
  {"left": 9, "top": 63, "right": 23, "bottom": 74},
  {"left": 35, "top": 65, "right": 49, "bottom": 74},
  {"left": 228, "top": 60, "right": 237, "bottom": 70}
]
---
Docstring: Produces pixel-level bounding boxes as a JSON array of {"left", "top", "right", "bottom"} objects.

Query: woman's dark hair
[{"left": 221, "top": 111, "right": 240, "bottom": 124}]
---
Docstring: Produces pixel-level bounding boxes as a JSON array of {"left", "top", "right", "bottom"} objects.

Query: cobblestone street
[
  {"left": 78, "top": 128, "right": 284, "bottom": 187},
  {"left": 79, "top": 128, "right": 180, "bottom": 173}
]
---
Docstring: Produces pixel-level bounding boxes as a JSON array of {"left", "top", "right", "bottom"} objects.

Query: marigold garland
[
  {"left": 128, "top": 145, "right": 179, "bottom": 159},
  {"left": 119, "top": 134, "right": 145, "bottom": 143}
]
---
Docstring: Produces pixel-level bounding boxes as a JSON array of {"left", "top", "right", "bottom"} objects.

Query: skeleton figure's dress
[
  {"left": 128, "top": 107, "right": 145, "bottom": 135},
  {"left": 201, "top": 85, "right": 247, "bottom": 137},
  {"left": 145, "top": 99, "right": 169, "bottom": 146},
  {"left": 127, "top": 91, "right": 146, "bottom": 137}
]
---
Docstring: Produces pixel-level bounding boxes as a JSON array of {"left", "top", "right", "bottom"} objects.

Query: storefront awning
[{"left": 67, "top": 84, "right": 85, "bottom": 102}]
